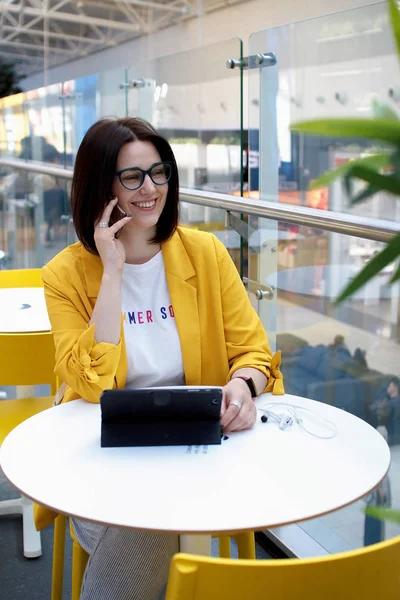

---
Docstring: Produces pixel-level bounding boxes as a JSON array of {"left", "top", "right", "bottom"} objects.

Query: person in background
[
  {"left": 37, "top": 117, "right": 284, "bottom": 600},
  {"left": 31, "top": 143, "right": 66, "bottom": 244},
  {"left": 329, "top": 334, "right": 351, "bottom": 358},
  {"left": 371, "top": 377, "right": 400, "bottom": 446}
]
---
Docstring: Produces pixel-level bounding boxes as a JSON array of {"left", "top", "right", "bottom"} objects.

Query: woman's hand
[
  {"left": 220, "top": 379, "right": 257, "bottom": 432},
  {"left": 94, "top": 197, "right": 132, "bottom": 273}
]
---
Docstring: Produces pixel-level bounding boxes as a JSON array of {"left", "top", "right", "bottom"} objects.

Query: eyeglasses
[{"left": 115, "top": 161, "right": 172, "bottom": 191}]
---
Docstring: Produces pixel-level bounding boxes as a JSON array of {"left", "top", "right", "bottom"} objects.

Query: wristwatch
[{"left": 233, "top": 376, "right": 258, "bottom": 398}]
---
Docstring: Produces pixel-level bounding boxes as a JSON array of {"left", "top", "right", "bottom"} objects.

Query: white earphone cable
[{"left": 258, "top": 403, "right": 338, "bottom": 440}]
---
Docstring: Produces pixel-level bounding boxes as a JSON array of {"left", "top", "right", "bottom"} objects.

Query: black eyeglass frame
[{"left": 115, "top": 161, "right": 173, "bottom": 191}]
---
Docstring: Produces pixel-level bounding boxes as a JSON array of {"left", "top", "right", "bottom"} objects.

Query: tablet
[{"left": 100, "top": 386, "right": 223, "bottom": 447}]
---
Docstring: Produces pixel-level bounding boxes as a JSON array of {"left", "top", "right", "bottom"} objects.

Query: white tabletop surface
[
  {"left": 0, "top": 393, "right": 390, "bottom": 534},
  {"left": 0, "top": 288, "right": 51, "bottom": 333}
]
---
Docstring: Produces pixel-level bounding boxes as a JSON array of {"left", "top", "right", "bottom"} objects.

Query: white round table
[
  {"left": 0, "top": 393, "right": 390, "bottom": 555},
  {"left": 0, "top": 287, "right": 51, "bottom": 333}
]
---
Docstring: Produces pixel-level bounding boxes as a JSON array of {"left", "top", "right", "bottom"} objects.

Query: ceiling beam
[
  {"left": 0, "top": 3, "right": 141, "bottom": 32},
  {"left": 0, "top": 24, "right": 104, "bottom": 45},
  {"left": 112, "top": 0, "right": 189, "bottom": 13},
  {"left": 0, "top": 50, "right": 42, "bottom": 63},
  {"left": 150, "top": 0, "right": 188, "bottom": 30},
  {"left": 118, "top": 0, "right": 148, "bottom": 29},
  {"left": 0, "top": 39, "right": 78, "bottom": 55}
]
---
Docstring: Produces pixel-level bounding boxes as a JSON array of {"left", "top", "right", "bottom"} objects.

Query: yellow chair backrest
[
  {"left": 0, "top": 268, "right": 54, "bottom": 389},
  {"left": 0, "top": 268, "right": 43, "bottom": 288},
  {"left": 0, "top": 332, "right": 56, "bottom": 391},
  {"left": 166, "top": 536, "right": 400, "bottom": 600}
]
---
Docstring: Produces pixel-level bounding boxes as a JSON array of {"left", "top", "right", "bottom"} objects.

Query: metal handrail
[{"left": 1, "top": 156, "right": 399, "bottom": 243}]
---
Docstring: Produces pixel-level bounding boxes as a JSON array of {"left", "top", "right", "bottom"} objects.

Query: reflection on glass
[
  {"left": 180, "top": 202, "right": 240, "bottom": 271},
  {"left": 248, "top": 1, "right": 400, "bottom": 553},
  {"left": 0, "top": 164, "right": 71, "bottom": 269},
  {"left": 25, "top": 85, "right": 64, "bottom": 161},
  {"left": 247, "top": 214, "right": 400, "bottom": 550},
  {"left": 0, "top": 93, "right": 29, "bottom": 158},
  {"left": 248, "top": 1, "right": 400, "bottom": 223},
  {"left": 127, "top": 39, "right": 243, "bottom": 196}
]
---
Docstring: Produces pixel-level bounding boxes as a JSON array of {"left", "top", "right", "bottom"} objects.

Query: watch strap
[{"left": 233, "top": 376, "right": 258, "bottom": 398}]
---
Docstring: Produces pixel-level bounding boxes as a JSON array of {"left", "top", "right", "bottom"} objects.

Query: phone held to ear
[{"left": 110, "top": 196, "right": 126, "bottom": 216}]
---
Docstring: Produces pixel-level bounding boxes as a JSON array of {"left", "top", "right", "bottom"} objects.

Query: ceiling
[{"left": 0, "top": 0, "right": 241, "bottom": 76}]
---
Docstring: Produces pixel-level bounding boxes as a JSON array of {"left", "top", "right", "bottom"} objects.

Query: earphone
[
  {"left": 259, "top": 408, "right": 294, "bottom": 430},
  {"left": 116, "top": 204, "right": 127, "bottom": 216},
  {"left": 109, "top": 196, "right": 127, "bottom": 216},
  {"left": 258, "top": 403, "right": 337, "bottom": 439}
]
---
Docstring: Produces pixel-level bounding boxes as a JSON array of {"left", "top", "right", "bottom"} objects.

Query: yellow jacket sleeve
[
  {"left": 213, "top": 236, "right": 284, "bottom": 395},
  {"left": 42, "top": 264, "right": 122, "bottom": 403}
]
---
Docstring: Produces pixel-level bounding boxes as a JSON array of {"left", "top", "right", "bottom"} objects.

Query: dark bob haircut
[{"left": 71, "top": 117, "right": 179, "bottom": 254}]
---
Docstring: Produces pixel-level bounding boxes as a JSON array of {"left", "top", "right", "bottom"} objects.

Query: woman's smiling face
[{"left": 112, "top": 140, "right": 169, "bottom": 234}]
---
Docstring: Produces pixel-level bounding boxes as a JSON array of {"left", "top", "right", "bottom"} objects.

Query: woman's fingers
[
  {"left": 221, "top": 398, "right": 256, "bottom": 432},
  {"left": 95, "top": 197, "right": 118, "bottom": 228},
  {"left": 227, "top": 404, "right": 257, "bottom": 432},
  {"left": 109, "top": 215, "right": 132, "bottom": 234}
]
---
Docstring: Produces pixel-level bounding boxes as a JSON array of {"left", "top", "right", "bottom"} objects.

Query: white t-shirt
[{"left": 121, "top": 251, "right": 185, "bottom": 389}]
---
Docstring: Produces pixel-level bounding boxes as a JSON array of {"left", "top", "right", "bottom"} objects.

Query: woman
[{"left": 38, "top": 117, "right": 283, "bottom": 600}]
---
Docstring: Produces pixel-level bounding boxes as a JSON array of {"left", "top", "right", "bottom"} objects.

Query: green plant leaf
[
  {"left": 389, "top": 0, "right": 400, "bottom": 63},
  {"left": 350, "top": 183, "right": 380, "bottom": 205},
  {"left": 335, "top": 234, "right": 400, "bottom": 304},
  {"left": 291, "top": 118, "right": 400, "bottom": 145},
  {"left": 310, "top": 153, "right": 391, "bottom": 190},
  {"left": 344, "top": 172, "right": 354, "bottom": 199},
  {"left": 390, "top": 261, "right": 400, "bottom": 283},
  {"left": 372, "top": 98, "right": 399, "bottom": 121},
  {"left": 346, "top": 164, "right": 400, "bottom": 196},
  {"left": 365, "top": 506, "right": 400, "bottom": 524}
]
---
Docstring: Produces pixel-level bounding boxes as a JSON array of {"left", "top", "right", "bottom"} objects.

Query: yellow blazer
[{"left": 35, "top": 226, "right": 283, "bottom": 529}]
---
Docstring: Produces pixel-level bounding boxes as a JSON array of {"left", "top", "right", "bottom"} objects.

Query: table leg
[
  {"left": 21, "top": 494, "right": 42, "bottom": 558},
  {"left": 179, "top": 534, "right": 211, "bottom": 556}
]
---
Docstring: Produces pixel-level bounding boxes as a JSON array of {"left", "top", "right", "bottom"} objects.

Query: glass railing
[
  {"left": 247, "top": 214, "right": 400, "bottom": 553},
  {"left": 1, "top": 40, "right": 243, "bottom": 193},
  {"left": 0, "top": 39, "right": 243, "bottom": 252},
  {"left": 248, "top": 0, "right": 399, "bottom": 223},
  {"left": 245, "top": 0, "right": 400, "bottom": 554}
]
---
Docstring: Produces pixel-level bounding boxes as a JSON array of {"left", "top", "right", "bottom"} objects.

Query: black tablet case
[{"left": 100, "top": 387, "right": 223, "bottom": 447}]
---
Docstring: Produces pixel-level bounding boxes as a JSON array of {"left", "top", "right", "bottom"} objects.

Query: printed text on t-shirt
[{"left": 122, "top": 305, "right": 175, "bottom": 325}]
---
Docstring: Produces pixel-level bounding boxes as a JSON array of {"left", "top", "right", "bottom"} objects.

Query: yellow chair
[
  {"left": 51, "top": 514, "right": 67, "bottom": 600},
  {"left": 0, "top": 268, "right": 56, "bottom": 558},
  {"left": 165, "top": 536, "right": 400, "bottom": 600},
  {"left": 0, "top": 331, "right": 57, "bottom": 558},
  {"left": 69, "top": 529, "right": 255, "bottom": 600},
  {"left": 216, "top": 533, "right": 255, "bottom": 559},
  {"left": 0, "top": 268, "right": 68, "bottom": 598},
  {"left": 0, "top": 267, "right": 43, "bottom": 288}
]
